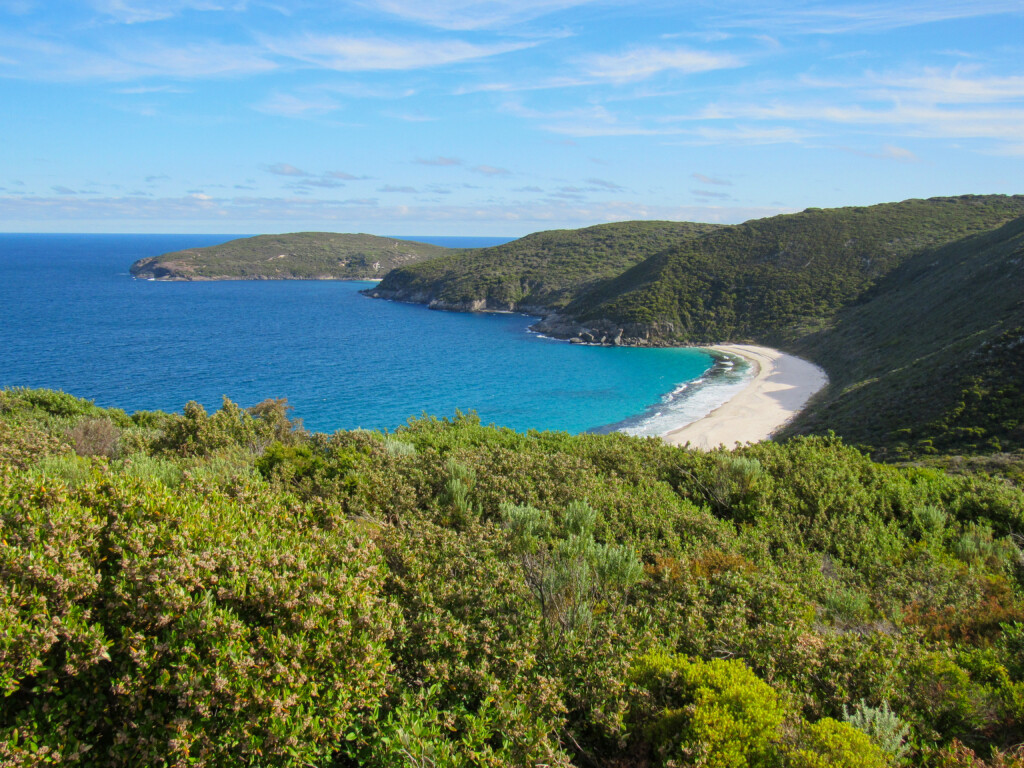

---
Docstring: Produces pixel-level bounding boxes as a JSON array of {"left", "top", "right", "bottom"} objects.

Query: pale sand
[{"left": 663, "top": 344, "right": 828, "bottom": 450}]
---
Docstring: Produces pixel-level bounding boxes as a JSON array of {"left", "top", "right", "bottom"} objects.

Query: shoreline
[{"left": 662, "top": 344, "right": 828, "bottom": 450}]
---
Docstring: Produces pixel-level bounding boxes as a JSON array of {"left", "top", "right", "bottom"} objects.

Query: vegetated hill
[
  {"left": 129, "top": 232, "right": 450, "bottom": 280},
  {"left": 364, "top": 220, "right": 724, "bottom": 311},
  {"left": 782, "top": 215, "right": 1024, "bottom": 459},
  {"left": 4, "top": 387, "right": 1024, "bottom": 766},
  {"left": 553, "top": 195, "right": 1024, "bottom": 345}
]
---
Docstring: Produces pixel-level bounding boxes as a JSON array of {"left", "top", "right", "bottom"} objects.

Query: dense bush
[
  {"left": 0, "top": 469, "right": 394, "bottom": 766},
  {"left": 3, "top": 389, "right": 1024, "bottom": 765}
]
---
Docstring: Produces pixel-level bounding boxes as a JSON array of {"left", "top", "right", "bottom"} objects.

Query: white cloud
[
  {"left": 0, "top": 35, "right": 277, "bottom": 80},
  {"left": 416, "top": 156, "right": 463, "bottom": 166},
  {"left": 358, "top": 0, "right": 603, "bottom": 31},
  {"left": 0, "top": 192, "right": 790, "bottom": 228},
  {"left": 693, "top": 173, "right": 732, "bottom": 186},
  {"left": 472, "top": 165, "right": 510, "bottom": 176},
  {"left": 114, "top": 84, "right": 189, "bottom": 93},
  {"left": 502, "top": 101, "right": 683, "bottom": 137},
  {"left": 263, "top": 163, "right": 310, "bottom": 176},
  {"left": 674, "top": 125, "right": 815, "bottom": 145},
  {"left": 253, "top": 92, "right": 340, "bottom": 117},
  {"left": 700, "top": 101, "right": 1024, "bottom": 143},
  {"left": 262, "top": 33, "right": 535, "bottom": 71},
  {"left": 89, "top": 0, "right": 244, "bottom": 24},
  {"left": 691, "top": 189, "right": 732, "bottom": 199},
  {"left": 722, "top": 0, "right": 1024, "bottom": 35},
  {"left": 862, "top": 69, "right": 1024, "bottom": 104},
  {"left": 586, "top": 177, "right": 624, "bottom": 191},
  {"left": 581, "top": 46, "right": 744, "bottom": 83}
]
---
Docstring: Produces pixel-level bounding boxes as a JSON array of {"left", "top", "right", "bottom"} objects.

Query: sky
[{"left": 1, "top": 0, "right": 1022, "bottom": 235}]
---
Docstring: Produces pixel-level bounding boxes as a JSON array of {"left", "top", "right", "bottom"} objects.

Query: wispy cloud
[
  {"left": 691, "top": 188, "right": 732, "bottom": 199},
  {"left": 416, "top": 156, "right": 462, "bottom": 166},
  {"left": 262, "top": 33, "right": 535, "bottom": 71},
  {"left": 674, "top": 125, "right": 815, "bottom": 145},
  {"left": 360, "top": 0, "right": 603, "bottom": 31},
  {"left": 294, "top": 178, "right": 348, "bottom": 189},
  {"left": 720, "top": 0, "right": 1024, "bottom": 35},
  {"left": 472, "top": 164, "right": 510, "bottom": 176},
  {"left": 502, "top": 101, "right": 685, "bottom": 137},
  {"left": 114, "top": 84, "right": 189, "bottom": 94},
  {"left": 88, "top": 0, "right": 244, "bottom": 25},
  {"left": 581, "top": 46, "right": 744, "bottom": 83},
  {"left": 859, "top": 68, "right": 1024, "bottom": 104},
  {"left": 586, "top": 177, "right": 624, "bottom": 191},
  {"left": 693, "top": 173, "right": 731, "bottom": 186},
  {"left": 263, "top": 163, "right": 309, "bottom": 176},
  {"left": 0, "top": 35, "right": 277, "bottom": 81},
  {"left": 0, "top": 191, "right": 789, "bottom": 226},
  {"left": 840, "top": 143, "right": 920, "bottom": 161},
  {"left": 253, "top": 91, "right": 340, "bottom": 117},
  {"left": 384, "top": 110, "right": 437, "bottom": 122}
]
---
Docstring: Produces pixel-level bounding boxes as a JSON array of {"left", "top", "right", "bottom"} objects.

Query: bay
[{"left": 0, "top": 233, "right": 719, "bottom": 435}]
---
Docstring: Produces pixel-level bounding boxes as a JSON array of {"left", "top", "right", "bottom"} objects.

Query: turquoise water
[{"left": 0, "top": 234, "right": 744, "bottom": 435}]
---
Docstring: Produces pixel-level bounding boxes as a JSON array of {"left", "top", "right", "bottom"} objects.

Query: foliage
[
  {"left": 129, "top": 232, "right": 448, "bottom": 281},
  {"left": 0, "top": 469, "right": 394, "bottom": 767},
  {"left": 844, "top": 699, "right": 912, "bottom": 760},
  {"left": 571, "top": 195, "right": 1024, "bottom": 343},
  {"left": 370, "top": 220, "right": 723, "bottom": 310},
  {"left": 4, "top": 389, "right": 1024, "bottom": 765},
  {"left": 786, "top": 216, "right": 1024, "bottom": 457}
]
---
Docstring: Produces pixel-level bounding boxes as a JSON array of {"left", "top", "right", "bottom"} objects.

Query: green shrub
[
  {"left": 0, "top": 472, "right": 395, "bottom": 766},
  {"left": 843, "top": 699, "right": 911, "bottom": 760},
  {"left": 787, "top": 717, "right": 892, "bottom": 768},
  {"left": 628, "top": 652, "right": 787, "bottom": 767}
]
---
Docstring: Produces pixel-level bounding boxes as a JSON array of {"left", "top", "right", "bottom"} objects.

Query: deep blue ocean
[{"left": 0, "top": 234, "right": 749, "bottom": 436}]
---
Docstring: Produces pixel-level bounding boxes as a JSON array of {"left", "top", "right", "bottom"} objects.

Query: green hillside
[
  {"left": 565, "top": 195, "right": 1024, "bottom": 345},
  {"left": 366, "top": 220, "right": 723, "bottom": 311},
  {"left": 129, "top": 232, "right": 450, "bottom": 280},
  {"left": 783, "top": 216, "right": 1024, "bottom": 459},
  {"left": 4, "top": 388, "right": 1024, "bottom": 766}
]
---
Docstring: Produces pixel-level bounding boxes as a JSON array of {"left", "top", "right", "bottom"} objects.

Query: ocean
[{"left": 0, "top": 234, "right": 750, "bottom": 436}]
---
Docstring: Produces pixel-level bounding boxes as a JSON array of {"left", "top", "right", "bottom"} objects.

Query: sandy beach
[{"left": 663, "top": 344, "right": 828, "bottom": 450}]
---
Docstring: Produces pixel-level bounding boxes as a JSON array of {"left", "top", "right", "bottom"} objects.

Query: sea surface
[{"left": 0, "top": 234, "right": 750, "bottom": 436}]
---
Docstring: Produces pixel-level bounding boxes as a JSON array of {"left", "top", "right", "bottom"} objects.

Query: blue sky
[{"left": 1, "top": 0, "right": 1022, "bottom": 235}]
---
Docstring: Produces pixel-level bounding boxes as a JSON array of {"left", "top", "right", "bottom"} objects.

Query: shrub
[
  {"left": 65, "top": 417, "right": 120, "bottom": 458},
  {"left": 843, "top": 699, "right": 911, "bottom": 760},
  {"left": 0, "top": 472, "right": 395, "bottom": 766},
  {"left": 628, "top": 652, "right": 787, "bottom": 767},
  {"left": 786, "top": 717, "right": 892, "bottom": 768}
]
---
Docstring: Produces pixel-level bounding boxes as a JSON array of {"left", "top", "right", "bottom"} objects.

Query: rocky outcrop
[
  {"left": 362, "top": 286, "right": 677, "bottom": 347},
  {"left": 530, "top": 314, "right": 676, "bottom": 346}
]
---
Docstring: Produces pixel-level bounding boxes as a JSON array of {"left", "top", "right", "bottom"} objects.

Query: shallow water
[{"left": 0, "top": 234, "right": 746, "bottom": 435}]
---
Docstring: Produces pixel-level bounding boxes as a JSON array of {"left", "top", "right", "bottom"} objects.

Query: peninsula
[{"left": 129, "top": 232, "right": 449, "bottom": 280}]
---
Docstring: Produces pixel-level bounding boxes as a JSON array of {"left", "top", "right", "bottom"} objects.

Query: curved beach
[{"left": 663, "top": 344, "right": 828, "bottom": 450}]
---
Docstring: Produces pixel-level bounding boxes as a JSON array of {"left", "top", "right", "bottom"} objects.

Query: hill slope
[
  {"left": 552, "top": 195, "right": 1024, "bottom": 345},
  {"left": 3, "top": 388, "right": 1024, "bottom": 765},
  {"left": 130, "top": 232, "right": 450, "bottom": 280},
  {"left": 364, "top": 220, "right": 723, "bottom": 312},
  {"left": 783, "top": 215, "right": 1024, "bottom": 458}
]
